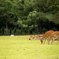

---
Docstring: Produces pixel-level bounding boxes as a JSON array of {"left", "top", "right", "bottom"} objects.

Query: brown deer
[
  {"left": 29, "top": 35, "right": 33, "bottom": 40},
  {"left": 40, "top": 30, "right": 55, "bottom": 44},
  {"left": 49, "top": 31, "right": 59, "bottom": 44},
  {"left": 35, "top": 35, "right": 43, "bottom": 44},
  {"left": 29, "top": 35, "right": 36, "bottom": 40},
  {"left": 35, "top": 35, "right": 43, "bottom": 40},
  {"left": 40, "top": 30, "right": 59, "bottom": 44}
]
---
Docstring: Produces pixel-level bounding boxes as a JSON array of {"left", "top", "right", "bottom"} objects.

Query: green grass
[{"left": 0, "top": 35, "right": 59, "bottom": 59}]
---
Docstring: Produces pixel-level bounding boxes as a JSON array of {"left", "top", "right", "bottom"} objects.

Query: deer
[
  {"left": 35, "top": 35, "right": 43, "bottom": 40},
  {"left": 39, "top": 30, "right": 55, "bottom": 44},
  {"left": 29, "top": 35, "right": 36, "bottom": 40},
  {"left": 49, "top": 31, "right": 59, "bottom": 44},
  {"left": 34, "top": 35, "right": 43, "bottom": 44},
  {"left": 29, "top": 35, "right": 33, "bottom": 40},
  {"left": 40, "top": 30, "right": 59, "bottom": 44}
]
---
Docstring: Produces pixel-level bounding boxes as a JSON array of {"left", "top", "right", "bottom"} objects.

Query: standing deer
[
  {"left": 49, "top": 31, "right": 59, "bottom": 44},
  {"left": 40, "top": 30, "right": 54, "bottom": 44},
  {"left": 40, "top": 30, "right": 59, "bottom": 44}
]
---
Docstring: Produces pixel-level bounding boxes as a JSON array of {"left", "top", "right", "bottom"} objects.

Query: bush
[
  {"left": 43, "top": 28, "right": 48, "bottom": 33},
  {"left": 8, "top": 29, "right": 10, "bottom": 35},
  {"left": 2, "top": 27, "right": 5, "bottom": 35},
  {"left": 0, "top": 29, "right": 1, "bottom": 35},
  {"left": 12, "top": 29, "right": 14, "bottom": 34},
  {"left": 0, "top": 28, "right": 4, "bottom": 35},
  {"left": 15, "top": 28, "right": 21, "bottom": 35},
  {"left": 10, "top": 28, "right": 12, "bottom": 35},
  {"left": 52, "top": 27, "right": 57, "bottom": 31}
]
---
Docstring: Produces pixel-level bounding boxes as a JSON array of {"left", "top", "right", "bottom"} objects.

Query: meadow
[{"left": 0, "top": 35, "right": 59, "bottom": 59}]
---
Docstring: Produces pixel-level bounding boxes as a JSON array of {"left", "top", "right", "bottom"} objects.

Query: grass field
[{"left": 0, "top": 35, "right": 59, "bottom": 59}]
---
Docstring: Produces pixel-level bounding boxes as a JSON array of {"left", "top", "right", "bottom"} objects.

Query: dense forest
[{"left": 0, "top": 0, "right": 59, "bottom": 35}]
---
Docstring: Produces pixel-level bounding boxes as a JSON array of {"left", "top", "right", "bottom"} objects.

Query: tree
[
  {"left": 0, "top": 0, "right": 59, "bottom": 35},
  {"left": 0, "top": 0, "right": 18, "bottom": 35},
  {"left": 27, "top": 11, "right": 44, "bottom": 33}
]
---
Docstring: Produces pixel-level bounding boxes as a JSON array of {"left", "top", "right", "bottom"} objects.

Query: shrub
[
  {"left": 15, "top": 28, "right": 21, "bottom": 35},
  {"left": 43, "top": 28, "right": 48, "bottom": 33},
  {"left": 52, "top": 27, "right": 57, "bottom": 31}
]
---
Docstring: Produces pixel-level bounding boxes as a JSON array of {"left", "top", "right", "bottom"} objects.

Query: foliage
[
  {"left": 0, "top": 0, "right": 59, "bottom": 35},
  {"left": 52, "top": 27, "right": 58, "bottom": 31},
  {"left": 43, "top": 27, "right": 48, "bottom": 33}
]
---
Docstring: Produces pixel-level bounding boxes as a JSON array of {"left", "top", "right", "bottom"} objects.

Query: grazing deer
[
  {"left": 32, "top": 35, "right": 36, "bottom": 39},
  {"left": 29, "top": 35, "right": 36, "bottom": 40},
  {"left": 40, "top": 30, "right": 59, "bottom": 44},
  {"left": 35, "top": 35, "right": 43, "bottom": 44},
  {"left": 40, "top": 30, "right": 54, "bottom": 44},
  {"left": 35, "top": 35, "right": 43, "bottom": 40},
  {"left": 29, "top": 35, "right": 33, "bottom": 40},
  {"left": 49, "top": 31, "right": 59, "bottom": 44}
]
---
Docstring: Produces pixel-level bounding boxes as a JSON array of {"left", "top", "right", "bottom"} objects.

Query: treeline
[
  {"left": 0, "top": 20, "right": 59, "bottom": 35},
  {"left": 0, "top": 0, "right": 59, "bottom": 35}
]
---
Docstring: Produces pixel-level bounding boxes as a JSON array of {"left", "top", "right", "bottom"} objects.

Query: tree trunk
[
  {"left": 5, "top": 20, "right": 8, "bottom": 35},
  {"left": 36, "top": 25, "right": 39, "bottom": 34},
  {"left": 37, "top": 20, "right": 42, "bottom": 34},
  {"left": 36, "top": 20, "right": 39, "bottom": 34}
]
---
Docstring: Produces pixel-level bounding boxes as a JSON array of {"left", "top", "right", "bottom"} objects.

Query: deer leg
[
  {"left": 44, "top": 38, "right": 48, "bottom": 44},
  {"left": 56, "top": 36, "right": 59, "bottom": 44},
  {"left": 51, "top": 38, "right": 53, "bottom": 44},
  {"left": 57, "top": 40, "right": 59, "bottom": 44},
  {"left": 51, "top": 39, "right": 53, "bottom": 44},
  {"left": 51, "top": 37, "right": 54, "bottom": 44},
  {"left": 40, "top": 38, "right": 43, "bottom": 44},
  {"left": 47, "top": 37, "right": 50, "bottom": 44},
  {"left": 53, "top": 38, "right": 55, "bottom": 44},
  {"left": 44, "top": 39, "right": 46, "bottom": 44},
  {"left": 47, "top": 40, "right": 50, "bottom": 45}
]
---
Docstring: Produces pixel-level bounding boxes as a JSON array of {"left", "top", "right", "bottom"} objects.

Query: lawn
[{"left": 0, "top": 35, "right": 59, "bottom": 59}]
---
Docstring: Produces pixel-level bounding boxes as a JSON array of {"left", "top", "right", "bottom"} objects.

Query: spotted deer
[
  {"left": 40, "top": 30, "right": 55, "bottom": 44},
  {"left": 29, "top": 35, "right": 36, "bottom": 40},
  {"left": 29, "top": 35, "right": 33, "bottom": 40},
  {"left": 40, "top": 30, "right": 59, "bottom": 44},
  {"left": 49, "top": 31, "right": 59, "bottom": 44}
]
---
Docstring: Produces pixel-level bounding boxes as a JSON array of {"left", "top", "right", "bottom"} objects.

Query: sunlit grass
[{"left": 0, "top": 35, "right": 59, "bottom": 59}]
